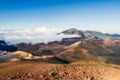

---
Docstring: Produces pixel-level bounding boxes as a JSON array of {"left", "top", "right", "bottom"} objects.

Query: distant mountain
[
  {"left": 58, "top": 28, "right": 79, "bottom": 34},
  {"left": 58, "top": 28, "right": 120, "bottom": 39},
  {"left": 87, "top": 31, "right": 120, "bottom": 39},
  {"left": 58, "top": 28, "right": 85, "bottom": 39},
  {"left": 0, "top": 40, "right": 17, "bottom": 52}
]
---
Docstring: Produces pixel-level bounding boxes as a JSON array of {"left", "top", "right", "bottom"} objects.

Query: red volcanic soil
[
  {"left": 0, "top": 60, "right": 120, "bottom": 80},
  {"left": 103, "top": 39, "right": 120, "bottom": 46}
]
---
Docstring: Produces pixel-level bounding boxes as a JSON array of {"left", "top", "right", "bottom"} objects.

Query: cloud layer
[{"left": 0, "top": 27, "right": 79, "bottom": 44}]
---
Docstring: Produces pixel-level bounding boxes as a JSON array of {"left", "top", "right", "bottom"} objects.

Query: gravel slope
[{"left": 0, "top": 60, "right": 120, "bottom": 80}]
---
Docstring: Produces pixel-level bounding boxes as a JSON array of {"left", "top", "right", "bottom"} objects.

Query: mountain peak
[
  {"left": 58, "top": 28, "right": 85, "bottom": 39},
  {"left": 66, "top": 28, "right": 78, "bottom": 31}
]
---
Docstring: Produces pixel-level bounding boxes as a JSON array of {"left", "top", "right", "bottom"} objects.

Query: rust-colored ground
[{"left": 0, "top": 60, "right": 120, "bottom": 80}]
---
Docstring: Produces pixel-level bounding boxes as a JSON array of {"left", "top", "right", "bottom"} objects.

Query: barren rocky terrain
[
  {"left": 0, "top": 60, "right": 120, "bottom": 80},
  {"left": 0, "top": 37, "right": 120, "bottom": 80}
]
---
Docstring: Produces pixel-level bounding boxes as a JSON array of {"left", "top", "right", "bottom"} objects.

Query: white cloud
[{"left": 0, "top": 27, "right": 79, "bottom": 44}]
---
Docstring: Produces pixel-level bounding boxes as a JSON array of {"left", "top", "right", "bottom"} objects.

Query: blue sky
[{"left": 0, "top": 0, "right": 120, "bottom": 33}]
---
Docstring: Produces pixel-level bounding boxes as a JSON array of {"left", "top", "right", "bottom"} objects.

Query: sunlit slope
[{"left": 56, "top": 48, "right": 99, "bottom": 63}]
